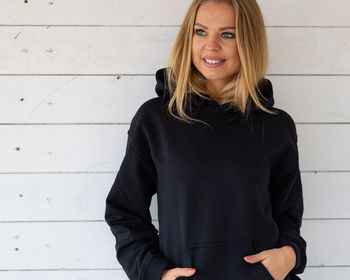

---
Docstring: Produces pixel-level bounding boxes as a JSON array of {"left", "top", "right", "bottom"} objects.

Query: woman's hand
[
  {"left": 161, "top": 267, "right": 196, "bottom": 279},
  {"left": 244, "top": 245, "right": 296, "bottom": 280}
]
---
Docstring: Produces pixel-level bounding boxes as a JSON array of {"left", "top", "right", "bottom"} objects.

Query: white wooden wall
[{"left": 0, "top": 0, "right": 349, "bottom": 279}]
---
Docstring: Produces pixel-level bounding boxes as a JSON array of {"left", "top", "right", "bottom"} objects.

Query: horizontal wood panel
[
  {"left": 269, "top": 76, "right": 350, "bottom": 123},
  {"left": 297, "top": 124, "right": 350, "bottom": 171},
  {"left": 0, "top": 271, "right": 129, "bottom": 280},
  {"left": 0, "top": 75, "right": 154, "bottom": 124},
  {"left": 1, "top": 27, "right": 349, "bottom": 74},
  {"left": 0, "top": 267, "right": 349, "bottom": 280},
  {"left": 0, "top": 0, "right": 349, "bottom": 26},
  {"left": 0, "top": 220, "right": 347, "bottom": 269},
  {"left": 1, "top": 125, "right": 349, "bottom": 172},
  {"left": 1, "top": 267, "right": 349, "bottom": 280},
  {"left": 0, "top": 173, "right": 115, "bottom": 221},
  {"left": 0, "top": 172, "right": 349, "bottom": 221},
  {"left": 0, "top": 125, "right": 127, "bottom": 173},
  {"left": 0, "top": 222, "right": 116, "bottom": 269},
  {"left": 0, "top": 75, "right": 349, "bottom": 123}
]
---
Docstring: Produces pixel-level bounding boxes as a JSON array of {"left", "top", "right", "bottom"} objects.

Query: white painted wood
[
  {"left": 1, "top": 267, "right": 348, "bottom": 280},
  {"left": 302, "top": 172, "right": 350, "bottom": 219},
  {"left": 0, "top": 173, "right": 116, "bottom": 221},
  {"left": 0, "top": 125, "right": 128, "bottom": 173},
  {"left": 1, "top": 27, "right": 350, "bottom": 74},
  {"left": 0, "top": 172, "right": 349, "bottom": 221},
  {"left": 0, "top": 75, "right": 155, "bottom": 124},
  {"left": 0, "top": 222, "right": 117, "bottom": 269},
  {"left": 267, "top": 27, "right": 350, "bottom": 74},
  {"left": 297, "top": 124, "right": 350, "bottom": 171},
  {"left": 302, "top": 220, "right": 350, "bottom": 267},
  {"left": 0, "top": 267, "right": 348, "bottom": 280},
  {"left": 0, "top": 125, "right": 349, "bottom": 172},
  {"left": 0, "top": 270, "right": 129, "bottom": 280},
  {"left": 0, "top": 26, "right": 178, "bottom": 74},
  {"left": 0, "top": 75, "right": 350, "bottom": 124},
  {"left": 269, "top": 76, "right": 350, "bottom": 123},
  {"left": 258, "top": 0, "right": 350, "bottom": 26},
  {"left": 0, "top": 0, "right": 349, "bottom": 26},
  {"left": 0, "top": 0, "right": 189, "bottom": 26},
  {"left": 0, "top": 220, "right": 347, "bottom": 269}
]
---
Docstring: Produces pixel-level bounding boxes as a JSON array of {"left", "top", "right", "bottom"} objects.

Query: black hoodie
[{"left": 105, "top": 67, "right": 307, "bottom": 280}]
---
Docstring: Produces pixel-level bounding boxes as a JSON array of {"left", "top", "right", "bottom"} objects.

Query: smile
[{"left": 202, "top": 58, "right": 226, "bottom": 68}]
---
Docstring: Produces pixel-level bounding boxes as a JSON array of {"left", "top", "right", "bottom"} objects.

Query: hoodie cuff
[
  {"left": 278, "top": 239, "right": 303, "bottom": 275},
  {"left": 143, "top": 250, "right": 176, "bottom": 280}
]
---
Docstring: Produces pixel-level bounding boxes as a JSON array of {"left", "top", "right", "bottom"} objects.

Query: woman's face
[{"left": 191, "top": 1, "right": 241, "bottom": 95}]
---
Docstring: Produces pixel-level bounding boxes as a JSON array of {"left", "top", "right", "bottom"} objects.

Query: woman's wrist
[{"left": 281, "top": 245, "right": 297, "bottom": 270}]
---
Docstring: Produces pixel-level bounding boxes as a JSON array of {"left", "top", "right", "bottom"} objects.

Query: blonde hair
[{"left": 165, "top": 0, "right": 276, "bottom": 125}]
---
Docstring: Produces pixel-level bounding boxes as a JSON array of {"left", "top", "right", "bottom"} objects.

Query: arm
[
  {"left": 105, "top": 108, "right": 175, "bottom": 280},
  {"left": 270, "top": 113, "right": 307, "bottom": 275}
]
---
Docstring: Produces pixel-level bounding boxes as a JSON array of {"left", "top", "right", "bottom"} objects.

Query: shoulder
[
  {"left": 131, "top": 97, "right": 164, "bottom": 122},
  {"left": 258, "top": 106, "right": 298, "bottom": 144},
  {"left": 128, "top": 97, "right": 165, "bottom": 135},
  {"left": 137, "top": 97, "right": 164, "bottom": 114},
  {"left": 271, "top": 107, "right": 298, "bottom": 144}
]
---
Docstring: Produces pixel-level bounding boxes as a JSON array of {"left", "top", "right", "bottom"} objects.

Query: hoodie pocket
[{"left": 183, "top": 238, "right": 274, "bottom": 280}]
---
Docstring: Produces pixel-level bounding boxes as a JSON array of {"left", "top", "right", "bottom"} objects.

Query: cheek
[
  {"left": 191, "top": 45, "right": 201, "bottom": 62},
  {"left": 227, "top": 43, "right": 239, "bottom": 58}
]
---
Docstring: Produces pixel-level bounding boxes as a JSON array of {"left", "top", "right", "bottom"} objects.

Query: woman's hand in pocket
[
  {"left": 161, "top": 267, "right": 196, "bottom": 279},
  {"left": 244, "top": 246, "right": 296, "bottom": 280}
]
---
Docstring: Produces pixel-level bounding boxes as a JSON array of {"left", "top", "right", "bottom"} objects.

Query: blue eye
[
  {"left": 195, "top": 29, "right": 206, "bottom": 36},
  {"left": 194, "top": 29, "right": 235, "bottom": 39},
  {"left": 222, "top": 32, "right": 235, "bottom": 38}
]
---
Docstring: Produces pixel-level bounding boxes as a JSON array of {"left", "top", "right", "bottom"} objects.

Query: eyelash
[{"left": 194, "top": 29, "right": 235, "bottom": 39}]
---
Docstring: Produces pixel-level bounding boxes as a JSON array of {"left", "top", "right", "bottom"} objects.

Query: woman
[{"left": 105, "top": 0, "right": 307, "bottom": 279}]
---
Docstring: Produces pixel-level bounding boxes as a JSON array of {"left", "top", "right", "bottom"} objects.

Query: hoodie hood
[{"left": 155, "top": 67, "right": 275, "bottom": 115}]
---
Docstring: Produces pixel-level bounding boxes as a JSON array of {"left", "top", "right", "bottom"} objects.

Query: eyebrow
[{"left": 194, "top": 23, "right": 236, "bottom": 30}]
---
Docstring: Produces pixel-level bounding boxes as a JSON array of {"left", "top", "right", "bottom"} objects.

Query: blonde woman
[{"left": 105, "top": 0, "right": 307, "bottom": 279}]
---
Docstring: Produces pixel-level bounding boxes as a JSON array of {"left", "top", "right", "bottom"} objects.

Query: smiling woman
[{"left": 105, "top": 1, "right": 307, "bottom": 280}]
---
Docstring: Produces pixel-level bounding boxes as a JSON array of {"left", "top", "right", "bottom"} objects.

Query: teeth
[{"left": 204, "top": 59, "right": 224, "bottom": 64}]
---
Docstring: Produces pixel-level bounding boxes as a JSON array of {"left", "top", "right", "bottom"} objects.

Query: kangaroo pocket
[{"left": 183, "top": 238, "right": 274, "bottom": 280}]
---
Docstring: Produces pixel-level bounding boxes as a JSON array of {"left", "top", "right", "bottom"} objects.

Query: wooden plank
[
  {"left": 1, "top": 267, "right": 349, "bottom": 280},
  {"left": 0, "top": 75, "right": 155, "bottom": 124},
  {"left": 0, "top": 124, "right": 349, "bottom": 172},
  {"left": 258, "top": 0, "right": 350, "bottom": 27},
  {"left": 302, "top": 172, "right": 350, "bottom": 219},
  {"left": 0, "top": 0, "right": 349, "bottom": 26},
  {"left": 0, "top": 27, "right": 349, "bottom": 74},
  {"left": 0, "top": 125, "right": 127, "bottom": 173},
  {"left": 297, "top": 124, "right": 350, "bottom": 171},
  {"left": 0, "top": 173, "right": 117, "bottom": 221},
  {"left": 0, "top": 220, "right": 348, "bottom": 269},
  {"left": 0, "top": 222, "right": 117, "bottom": 269},
  {"left": 0, "top": 271, "right": 129, "bottom": 280},
  {"left": 0, "top": 75, "right": 349, "bottom": 124},
  {"left": 0, "top": 26, "right": 177, "bottom": 74},
  {"left": 0, "top": 172, "right": 349, "bottom": 221}
]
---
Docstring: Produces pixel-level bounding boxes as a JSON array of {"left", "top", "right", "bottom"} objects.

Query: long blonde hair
[{"left": 165, "top": 0, "right": 276, "bottom": 125}]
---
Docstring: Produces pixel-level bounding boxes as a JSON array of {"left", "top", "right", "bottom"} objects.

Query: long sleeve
[
  {"left": 270, "top": 113, "right": 307, "bottom": 275},
  {"left": 104, "top": 107, "right": 175, "bottom": 280}
]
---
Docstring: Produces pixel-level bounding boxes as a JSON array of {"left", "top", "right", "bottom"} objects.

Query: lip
[{"left": 203, "top": 56, "right": 225, "bottom": 60}]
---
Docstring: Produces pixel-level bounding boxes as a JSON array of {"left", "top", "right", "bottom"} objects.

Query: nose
[{"left": 205, "top": 34, "right": 221, "bottom": 51}]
